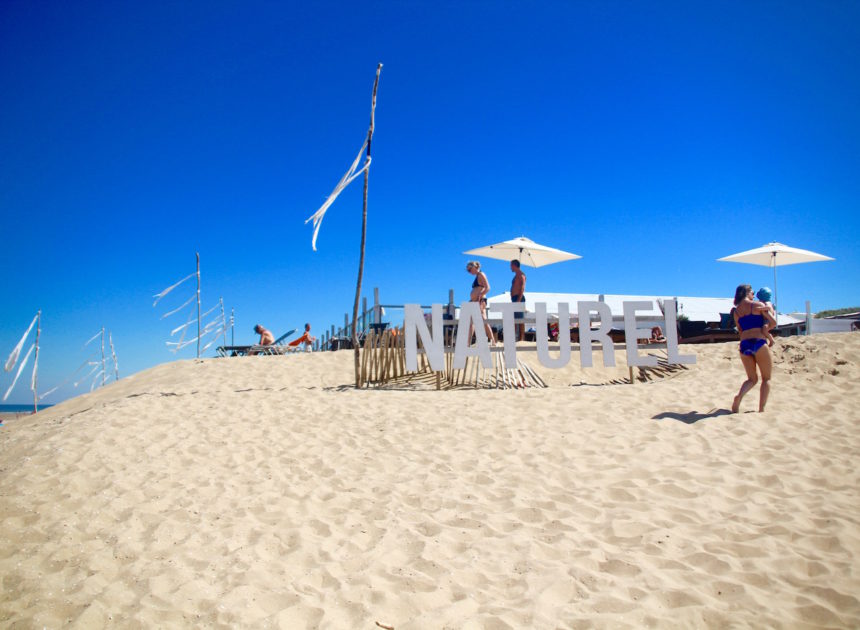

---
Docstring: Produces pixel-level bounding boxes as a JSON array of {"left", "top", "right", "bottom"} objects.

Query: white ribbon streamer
[
  {"left": 201, "top": 303, "right": 219, "bottom": 319},
  {"left": 75, "top": 363, "right": 100, "bottom": 388},
  {"left": 3, "top": 343, "right": 34, "bottom": 401},
  {"left": 153, "top": 272, "right": 196, "bottom": 307},
  {"left": 4, "top": 314, "right": 38, "bottom": 372},
  {"left": 201, "top": 327, "right": 226, "bottom": 353},
  {"left": 160, "top": 294, "right": 196, "bottom": 319},
  {"left": 40, "top": 356, "right": 94, "bottom": 400},
  {"left": 305, "top": 140, "right": 370, "bottom": 251},
  {"left": 90, "top": 370, "right": 104, "bottom": 392},
  {"left": 84, "top": 330, "right": 102, "bottom": 348}
]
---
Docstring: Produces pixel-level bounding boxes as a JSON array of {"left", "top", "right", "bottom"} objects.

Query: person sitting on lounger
[
  {"left": 288, "top": 323, "right": 316, "bottom": 351},
  {"left": 649, "top": 326, "right": 666, "bottom": 343},
  {"left": 254, "top": 324, "right": 275, "bottom": 346}
]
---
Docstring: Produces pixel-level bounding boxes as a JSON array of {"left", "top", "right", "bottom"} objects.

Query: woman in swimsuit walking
[
  {"left": 466, "top": 261, "right": 495, "bottom": 345},
  {"left": 732, "top": 284, "right": 777, "bottom": 413}
]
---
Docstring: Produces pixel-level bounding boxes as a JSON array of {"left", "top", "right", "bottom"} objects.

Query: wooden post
[
  {"left": 374, "top": 287, "right": 381, "bottom": 324},
  {"left": 32, "top": 310, "right": 41, "bottom": 413},
  {"left": 350, "top": 63, "right": 383, "bottom": 387},
  {"left": 219, "top": 298, "right": 227, "bottom": 348},
  {"left": 109, "top": 332, "right": 119, "bottom": 381},
  {"left": 101, "top": 327, "right": 106, "bottom": 387},
  {"left": 196, "top": 252, "right": 201, "bottom": 359}
]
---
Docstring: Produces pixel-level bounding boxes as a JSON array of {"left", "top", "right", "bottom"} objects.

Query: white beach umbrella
[
  {"left": 463, "top": 236, "right": 581, "bottom": 268},
  {"left": 717, "top": 241, "right": 834, "bottom": 312}
]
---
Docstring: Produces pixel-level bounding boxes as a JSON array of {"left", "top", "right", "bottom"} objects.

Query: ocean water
[{"left": 0, "top": 403, "right": 53, "bottom": 414}]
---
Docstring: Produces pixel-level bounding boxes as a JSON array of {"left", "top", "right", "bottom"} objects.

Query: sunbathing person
[
  {"left": 248, "top": 324, "right": 276, "bottom": 355},
  {"left": 649, "top": 326, "right": 666, "bottom": 343},
  {"left": 288, "top": 323, "right": 317, "bottom": 351},
  {"left": 254, "top": 324, "right": 275, "bottom": 346}
]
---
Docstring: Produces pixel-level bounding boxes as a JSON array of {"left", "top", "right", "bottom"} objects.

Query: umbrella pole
[{"left": 772, "top": 252, "right": 778, "bottom": 315}]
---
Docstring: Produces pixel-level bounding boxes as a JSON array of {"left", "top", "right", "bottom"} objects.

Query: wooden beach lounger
[{"left": 216, "top": 329, "right": 297, "bottom": 357}]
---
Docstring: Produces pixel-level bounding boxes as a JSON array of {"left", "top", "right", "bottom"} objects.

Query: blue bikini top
[{"left": 737, "top": 313, "right": 765, "bottom": 331}]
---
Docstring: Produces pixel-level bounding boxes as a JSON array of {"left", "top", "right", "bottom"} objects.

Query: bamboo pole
[
  {"left": 352, "top": 64, "right": 383, "bottom": 388},
  {"left": 196, "top": 252, "right": 201, "bottom": 359},
  {"left": 220, "top": 298, "right": 227, "bottom": 348},
  {"left": 32, "top": 310, "right": 41, "bottom": 413},
  {"left": 109, "top": 332, "right": 119, "bottom": 380},
  {"left": 360, "top": 331, "right": 370, "bottom": 387},
  {"left": 101, "top": 327, "right": 106, "bottom": 387}
]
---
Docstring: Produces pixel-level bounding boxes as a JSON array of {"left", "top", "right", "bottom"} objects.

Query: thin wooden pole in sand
[
  {"left": 220, "top": 298, "right": 227, "bottom": 348},
  {"left": 100, "top": 327, "right": 106, "bottom": 387},
  {"left": 109, "top": 332, "right": 119, "bottom": 381},
  {"left": 32, "top": 310, "right": 41, "bottom": 413},
  {"left": 196, "top": 252, "right": 201, "bottom": 359},
  {"left": 352, "top": 64, "right": 383, "bottom": 388}
]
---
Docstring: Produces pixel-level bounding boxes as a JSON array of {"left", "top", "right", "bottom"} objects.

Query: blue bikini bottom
[{"left": 739, "top": 338, "right": 767, "bottom": 356}]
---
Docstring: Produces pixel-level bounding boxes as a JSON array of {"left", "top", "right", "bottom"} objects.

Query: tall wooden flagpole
[
  {"left": 101, "top": 327, "right": 106, "bottom": 387},
  {"left": 353, "top": 63, "right": 382, "bottom": 388},
  {"left": 196, "top": 252, "right": 201, "bottom": 359},
  {"left": 33, "top": 310, "right": 41, "bottom": 413}
]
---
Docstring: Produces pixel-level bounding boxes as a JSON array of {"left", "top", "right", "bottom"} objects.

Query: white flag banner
[
  {"left": 305, "top": 139, "right": 370, "bottom": 251},
  {"left": 84, "top": 330, "right": 102, "bottom": 348},
  {"left": 3, "top": 343, "right": 35, "bottom": 401},
  {"left": 200, "top": 303, "right": 220, "bottom": 319},
  {"left": 201, "top": 327, "right": 227, "bottom": 353},
  {"left": 160, "top": 294, "right": 196, "bottom": 320},
  {"left": 39, "top": 356, "right": 91, "bottom": 400},
  {"left": 167, "top": 336, "right": 200, "bottom": 352},
  {"left": 31, "top": 350, "right": 38, "bottom": 390},
  {"left": 75, "top": 363, "right": 101, "bottom": 388},
  {"left": 4, "top": 314, "right": 39, "bottom": 372},
  {"left": 202, "top": 314, "right": 222, "bottom": 332},
  {"left": 90, "top": 370, "right": 104, "bottom": 392},
  {"left": 153, "top": 272, "right": 196, "bottom": 307}
]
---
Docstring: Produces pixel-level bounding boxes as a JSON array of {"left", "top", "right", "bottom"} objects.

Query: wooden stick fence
[{"left": 357, "top": 326, "right": 547, "bottom": 390}]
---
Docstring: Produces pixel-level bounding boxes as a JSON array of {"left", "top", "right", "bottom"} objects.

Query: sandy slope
[{"left": 1, "top": 334, "right": 859, "bottom": 628}]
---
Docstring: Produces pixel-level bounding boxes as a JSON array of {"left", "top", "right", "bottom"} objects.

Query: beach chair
[
  {"left": 284, "top": 330, "right": 315, "bottom": 352},
  {"left": 216, "top": 329, "right": 297, "bottom": 357}
]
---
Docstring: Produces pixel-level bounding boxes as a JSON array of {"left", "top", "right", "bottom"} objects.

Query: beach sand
[{"left": 1, "top": 333, "right": 859, "bottom": 628}]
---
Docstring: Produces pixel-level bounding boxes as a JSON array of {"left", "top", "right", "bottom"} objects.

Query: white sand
[{"left": 1, "top": 333, "right": 859, "bottom": 628}]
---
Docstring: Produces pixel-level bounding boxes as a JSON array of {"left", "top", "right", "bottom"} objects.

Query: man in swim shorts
[{"left": 510, "top": 259, "right": 527, "bottom": 342}]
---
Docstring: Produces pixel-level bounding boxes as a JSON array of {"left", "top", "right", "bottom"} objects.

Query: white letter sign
[{"left": 404, "top": 304, "right": 444, "bottom": 372}]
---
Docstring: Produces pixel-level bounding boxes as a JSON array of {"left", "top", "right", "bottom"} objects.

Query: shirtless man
[
  {"left": 254, "top": 324, "right": 275, "bottom": 346},
  {"left": 510, "top": 259, "right": 527, "bottom": 342}
]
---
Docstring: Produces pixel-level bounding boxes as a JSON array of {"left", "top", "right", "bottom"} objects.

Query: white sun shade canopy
[
  {"left": 464, "top": 236, "right": 581, "bottom": 268},
  {"left": 717, "top": 242, "right": 834, "bottom": 267}
]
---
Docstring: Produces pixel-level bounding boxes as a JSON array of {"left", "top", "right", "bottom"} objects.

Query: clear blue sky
[{"left": 2, "top": 1, "right": 858, "bottom": 403}]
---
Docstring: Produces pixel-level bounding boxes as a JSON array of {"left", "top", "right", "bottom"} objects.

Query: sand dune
[{"left": 2, "top": 333, "right": 859, "bottom": 628}]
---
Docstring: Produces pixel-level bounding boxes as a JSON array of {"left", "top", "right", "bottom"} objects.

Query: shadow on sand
[{"left": 652, "top": 408, "right": 733, "bottom": 424}]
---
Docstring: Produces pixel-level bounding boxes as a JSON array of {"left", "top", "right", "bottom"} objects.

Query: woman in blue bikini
[{"left": 732, "top": 284, "right": 777, "bottom": 413}]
